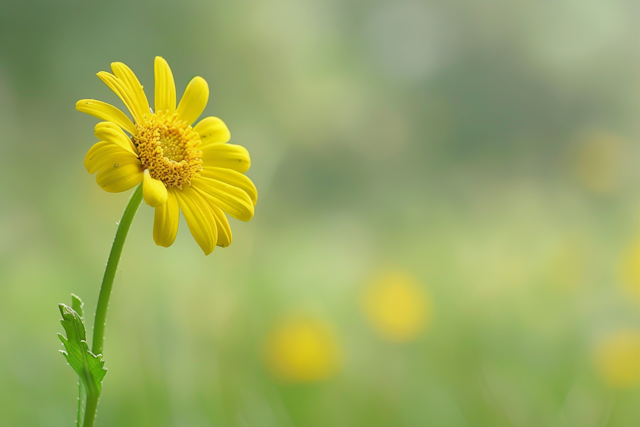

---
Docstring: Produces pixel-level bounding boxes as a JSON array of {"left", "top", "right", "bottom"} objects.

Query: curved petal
[
  {"left": 194, "top": 116, "right": 230, "bottom": 146},
  {"left": 176, "top": 76, "right": 209, "bottom": 125},
  {"left": 143, "top": 169, "right": 168, "bottom": 207},
  {"left": 153, "top": 189, "right": 179, "bottom": 247},
  {"left": 196, "top": 183, "right": 233, "bottom": 247},
  {"left": 154, "top": 56, "right": 176, "bottom": 114},
  {"left": 175, "top": 185, "right": 217, "bottom": 255},
  {"left": 111, "top": 62, "right": 150, "bottom": 119},
  {"left": 201, "top": 144, "right": 251, "bottom": 173},
  {"left": 85, "top": 141, "right": 138, "bottom": 174},
  {"left": 76, "top": 99, "right": 137, "bottom": 135},
  {"left": 96, "top": 161, "right": 143, "bottom": 193},
  {"left": 97, "top": 71, "right": 146, "bottom": 124},
  {"left": 193, "top": 177, "right": 254, "bottom": 222},
  {"left": 211, "top": 203, "right": 232, "bottom": 247},
  {"left": 94, "top": 122, "right": 137, "bottom": 153},
  {"left": 200, "top": 167, "right": 257, "bottom": 205}
]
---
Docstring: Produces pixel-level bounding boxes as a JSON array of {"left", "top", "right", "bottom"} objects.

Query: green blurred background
[{"left": 3, "top": 1, "right": 640, "bottom": 426}]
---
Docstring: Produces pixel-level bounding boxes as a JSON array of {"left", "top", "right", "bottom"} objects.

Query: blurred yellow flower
[
  {"left": 594, "top": 330, "right": 640, "bottom": 389},
  {"left": 77, "top": 57, "right": 257, "bottom": 255},
  {"left": 265, "top": 315, "right": 341, "bottom": 383},
  {"left": 360, "top": 270, "right": 431, "bottom": 342},
  {"left": 619, "top": 240, "right": 640, "bottom": 302}
]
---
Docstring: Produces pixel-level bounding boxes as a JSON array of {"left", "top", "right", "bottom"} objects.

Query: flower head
[{"left": 77, "top": 57, "right": 257, "bottom": 254}]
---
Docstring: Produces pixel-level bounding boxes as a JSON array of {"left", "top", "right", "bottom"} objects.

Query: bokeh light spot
[
  {"left": 360, "top": 270, "right": 431, "bottom": 343},
  {"left": 594, "top": 330, "right": 640, "bottom": 389},
  {"left": 265, "top": 315, "right": 341, "bottom": 383}
]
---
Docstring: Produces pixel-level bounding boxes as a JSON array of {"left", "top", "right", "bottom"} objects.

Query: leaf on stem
[
  {"left": 58, "top": 295, "right": 107, "bottom": 396},
  {"left": 71, "top": 293, "right": 84, "bottom": 318}
]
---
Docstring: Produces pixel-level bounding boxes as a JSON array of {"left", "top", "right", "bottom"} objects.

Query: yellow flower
[
  {"left": 265, "top": 315, "right": 341, "bottom": 383},
  {"left": 360, "top": 270, "right": 431, "bottom": 342},
  {"left": 77, "top": 57, "right": 257, "bottom": 255},
  {"left": 594, "top": 330, "right": 640, "bottom": 389},
  {"left": 619, "top": 239, "right": 640, "bottom": 302}
]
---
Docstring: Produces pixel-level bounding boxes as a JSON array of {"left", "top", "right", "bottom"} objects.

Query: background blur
[{"left": 3, "top": 1, "right": 640, "bottom": 426}]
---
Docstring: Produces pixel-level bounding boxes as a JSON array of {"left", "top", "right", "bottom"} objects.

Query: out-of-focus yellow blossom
[
  {"left": 594, "top": 330, "right": 640, "bottom": 389},
  {"left": 573, "top": 131, "right": 624, "bottom": 194},
  {"left": 360, "top": 270, "right": 431, "bottom": 342},
  {"left": 265, "top": 315, "right": 341, "bottom": 383},
  {"left": 619, "top": 240, "right": 640, "bottom": 302}
]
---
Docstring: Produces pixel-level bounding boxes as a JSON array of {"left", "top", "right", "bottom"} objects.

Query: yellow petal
[
  {"left": 111, "top": 62, "right": 150, "bottom": 120},
  {"left": 199, "top": 192, "right": 233, "bottom": 247},
  {"left": 194, "top": 117, "right": 230, "bottom": 146},
  {"left": 200, "top": 167, "right": 257, "bottom": 205},
  {"left": 201, "top": 144, "right": 251, "bottom": 173},
  {"left": 96, "top": 161, "right": 143, "bottom": 193},
  {"left": 175, "top": 185, "right": 217, "bottom": 255},
  {"left": 85, "top": 141, "right": 138, "bottom": 174},
  {"left": 154, "top": 57, "right": 176, "bottom": 114},
  {"left": 76, "top": 99, "right": 137, "bottom": 135},
  {"left": 153, "top": 189, "right": 179, "bottom": 248},
  {"left": 94, "top": 122, "right": 136, "bottom": 153},
  {"left": 176, "top": 76, "right": 209, "bottom": 125},
  {"left": 143, "top": 170, "right": 168, "bottom": 207},
  {"left": 213, "top": 205, "right": 232, "bottom": 247},
  {"left": 98, "top": 71, "right": 146, "bottom": 124},
  {"left": 193, "top": 177, "right": 254, "bottom": 222}
]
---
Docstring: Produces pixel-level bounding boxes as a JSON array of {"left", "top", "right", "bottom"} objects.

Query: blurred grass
[{"left": 3, "top": 1, "right": 640, "bottom": 426}]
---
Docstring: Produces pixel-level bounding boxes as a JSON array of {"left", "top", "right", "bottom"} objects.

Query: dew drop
[{"left": 114, "top": 163, "right": 119, "bottom": 168}]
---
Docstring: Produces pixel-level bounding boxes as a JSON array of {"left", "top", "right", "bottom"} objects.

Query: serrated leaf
[
  {"left": 71, "top": 293, "right": 84, "bottom": 318},
  {"left": 58, "top": 299, "right": 107, "bottom": 397}
]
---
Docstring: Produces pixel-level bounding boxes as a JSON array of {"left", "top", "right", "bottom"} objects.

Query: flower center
[{"left": 133, "top": 112, "right": 203, "bottom": 188}]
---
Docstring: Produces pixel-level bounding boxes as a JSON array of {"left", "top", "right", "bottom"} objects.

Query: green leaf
[
  {"left": 71, "top": 293, "right": 84, "bottom": 318},
  {"left": 58, "top": 295, "right": 107, "bottom": 397}
]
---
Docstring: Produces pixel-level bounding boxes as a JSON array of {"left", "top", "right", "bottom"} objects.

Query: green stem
[
  {"left": 83, "top": 394, "right": 99, "bottom": 427},
  {"left": 77, "top": 382, "right": 84, "bottom": 427},
  {"left": 83, "top": 184, "right": 143, "bottom": 427}
]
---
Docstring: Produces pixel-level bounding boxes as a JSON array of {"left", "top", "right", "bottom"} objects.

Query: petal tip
[
  {"left": 110, "top": 62, "right": 125, "bottom": 71},
  {"left": 153, "top": 237, "right": 173, "bottom": 248}
]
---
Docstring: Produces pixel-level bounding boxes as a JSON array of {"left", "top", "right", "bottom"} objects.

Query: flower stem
[
  {"left": 77, "top": 382, "right": 84, "bottom": 427},
  {"left": 83, "top": 183, "right": 143, "bottom": 427},
  {"left": 83, "top": 394, "right": 99, "bottom": 427}
]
